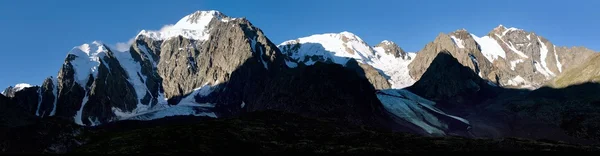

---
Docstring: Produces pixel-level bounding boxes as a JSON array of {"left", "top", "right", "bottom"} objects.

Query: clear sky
[{"left": 0, "top": 0, "right": 598, "bottom": 88}]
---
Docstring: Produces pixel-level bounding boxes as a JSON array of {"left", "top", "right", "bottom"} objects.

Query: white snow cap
[
  {"left": 68, "top": 41, "right": 109, "bottom": 88},
  {"left": 278, "top": 31, "right": 375, "bottom": 65},
  {"left": 279, "top": 31, "right": 416, "bottom": 89},
  {"left": 138, "top": 10, "right": 235, "bottom": 41},
  {"left": 3, "top": 83, "right": 34, "bottom": 95},
  {"left": 380, "top": 40, "right": 394, "bottom": 45}
]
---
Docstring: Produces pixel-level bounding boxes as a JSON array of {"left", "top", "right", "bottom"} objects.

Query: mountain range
[{"left": 1, "top": 10, "right": 600, "bottom": 153}]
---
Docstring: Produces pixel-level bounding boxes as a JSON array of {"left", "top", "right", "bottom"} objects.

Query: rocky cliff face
[
  {"left": 374, "top": 40, "right": 409, "bottom": 60},
  {"left": 409, "top": 51, "right": 499, "bottom": 108},
  {"left": 408, "top": 25, "right": 596, "bottom": 89},
  {"left": 2, "top": 10, "right": 289, "bottom": 126}
]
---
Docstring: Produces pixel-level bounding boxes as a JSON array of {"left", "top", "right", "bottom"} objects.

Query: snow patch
[
  {"left": 494, "top": 34, "right": 529, "bottom": 58},
  {"left": 537, "top": 37, "right": 555, "bottom": 77},
  {"left": 450, "top": 36, "right": 465, "bottom": 48},
  {"left": 50, "top": 78, "right": 58, "bottom": 116},
  {"left": 35, "top": 87, "right": 42, "bottom": 117},
  {"left": 510, "top": 59, "right": 524, "bottom": 70},
  {"left": 534, "top": 62, "right": 553, "bottom": 78},
  {"left": 554, "top": 45, "right": 562, "bottom": 72},
  {"left": 471, "top": 34, "right": 506, "bottom": 62},
  {"left": 285, "top": 60, "right": 298, "bottom": 68},
  {"left": 468, "top": 54, "right": 480, "bottom": 74},
  {"left": 250, "top": 36, "right": 268, "bottom": 69},
  {"left": 179, "top": 82, "right": 217, "bottom": 105},
  {"left": 372, "top": 46, "right": 416, "bottom": 89},
  {"left": 506, "top": 75, "right": 528, "bottom": 86},
  {"left": 526, "top": 34, "right": 531, "bottom": 40},
  {"left": 74, "top": 93, "right": 89, "bottom": 125}
]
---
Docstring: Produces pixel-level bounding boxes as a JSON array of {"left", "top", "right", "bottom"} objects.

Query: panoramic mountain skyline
[
  {"left": 1, "top": 0, "right": 599, "bottom": 88},
  {"left": 3, "top": 1, "right": 600, "bottom": 153}
]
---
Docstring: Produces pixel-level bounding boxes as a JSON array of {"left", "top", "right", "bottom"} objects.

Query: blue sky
[{"left": 0, "top": 0, "right": 598, "bottom": 88}]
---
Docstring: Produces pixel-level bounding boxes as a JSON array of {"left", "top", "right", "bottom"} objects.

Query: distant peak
[
  {"left": 185, "top": 10, "right": 228, "bottom": 24},
  {"left": 381, "top": 40, "right": 393, "bottom": 44},
  {"left": 14, "top": 83, "right": 33, "bottom": 89},
  {"left": 339, "top": 31, "right": 357, "bottom": 37},
  {"left": 454, "top": 28, "right": 468, "bottom": 32},
  {"left": 496, "top": 24, "right": 506, "bottom": 29},
  {"left": 490, "top": 24, "right": 525, "bottom": 37},
  {"left": 70, "top": 41, "right": 108, "bottom": 57}
]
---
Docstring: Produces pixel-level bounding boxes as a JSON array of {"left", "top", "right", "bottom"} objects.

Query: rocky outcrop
[
  {"left": 409, "top": 51, "right": 499, "bottom": 107},
  {"left": 374, "top": 40, "right": 409, "bottom": 59},
  {"left": 345, "top": 59, "right": 391, "bottom": 90},
  {"left": 2, "top": 87, "right": 15, "bottom": 98},
  {"left": 408, "top": 30, "right": 494, "bottom": 82},
  {"left": 37, "top": 77, "right": 57, "bottom": 118},
  {"left": 146, "top": 16, "right": 285, "bottom": 100}
]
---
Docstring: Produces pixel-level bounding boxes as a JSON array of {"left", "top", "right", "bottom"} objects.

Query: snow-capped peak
[
  {"left": 279, "top": 32, "right": 416, "bottom": 89},
  {"left": 174, "top": 10, "right": 229, "bottom": 30},
  {"left": 13, "top": 83, "right": 33, "bottom": 92},
  {"left": 380, "top": 40, "right": 394, "bottom": 46},
  {"left": 138, "top": 10, "right": 236, "bottom": 41},
  {"left": 68, "top": 41, "right": 109, "bottom": 88},
  {"left": 1, "top": 83, "right": 33, "bottom": 96},
  {"left": 278, "top": 31, "right": 374, "bottom": 65}
]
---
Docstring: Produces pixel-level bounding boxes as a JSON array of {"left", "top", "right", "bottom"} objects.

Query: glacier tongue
[{"left": 376, "top": 89, "right": 470, "bottom": 136}]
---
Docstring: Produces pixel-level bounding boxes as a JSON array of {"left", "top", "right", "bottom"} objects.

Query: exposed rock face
[
  {"left": 374, "top": 40, "right": 409, "bottom": 59},
  {"left": 2, "top": 87, "right": 15, "bottom": 98},
  {"left": 409, "top": 51, "right": 498, "bottom": 108},
  {"left": 37, "top": 77, "right": 57, "bottom": 118},
  {"left": 145, "top": 16, "right": 285, "bottom": 99},
  {"left": 409, "top": 30, "right": 494, "bottom": 83},
  {"left": 345, "top": 59, "right": 391, "bottom": 90},
  {"left": 409, "top": 25, "right": 596, "bottom": 89}
]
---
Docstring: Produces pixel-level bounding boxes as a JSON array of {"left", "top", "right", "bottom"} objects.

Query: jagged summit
[
  {"left": 489, "top": 24, "right": 524, "bottom": 37},
  {"left": 137, "top": 10, "right": 239, "bottom": 41}
]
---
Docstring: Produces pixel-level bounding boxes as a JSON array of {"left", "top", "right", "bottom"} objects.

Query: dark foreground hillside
[
  {"left": 4, "top": 111, "right": 600, "bottom": 154},
  {"left": 2, "top": 111, "right": 600, "bottom": 154},
  {"left": 74, "top": 111, "right": 600, "bottom": 154}
]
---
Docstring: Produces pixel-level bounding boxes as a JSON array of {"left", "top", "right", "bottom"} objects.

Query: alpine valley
[{"left": 2, "top": 10, "right": 600, "bottom": 154}]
